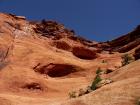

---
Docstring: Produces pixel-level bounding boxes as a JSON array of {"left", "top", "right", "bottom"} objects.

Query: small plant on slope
[
  {"left": 78, "top": 88, "right": 86, "bottom": 97},
  {"left": 96, "top": 67, "right": 103, "bottom": 75},
  {"left": 102, "top": 60, "right": 107, "bottom": 63},
  {"left": 90, "top": 74, "right": 102, "bottom": 90},
  {"left": 68, "top": 91, "right": 77, "bottom": 98},
  {"left": 121, "top": 54, "right": 134, "bottom": 66}
]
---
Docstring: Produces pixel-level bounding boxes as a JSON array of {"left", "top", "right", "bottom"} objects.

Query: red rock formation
[
  {"left": 104, "top": 25, "right": 140, "bottom": 52},
  {"left": 72, "top": 47, "right": 97, "bottom": 60},
  {"left": 0, "top": 13, "right": 139, "bottom": 105},
  {"left": 134, "top": 47, "right": 140, "bottom": 60}
]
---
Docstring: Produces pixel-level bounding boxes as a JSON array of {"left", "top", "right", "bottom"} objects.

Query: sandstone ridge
[{"left": 0, "top": 13, "right": 140, "bottom": 105}]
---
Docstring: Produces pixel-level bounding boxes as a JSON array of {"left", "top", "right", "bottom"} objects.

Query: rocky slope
[{"left": 0, "top": 13, "right": 140, "bottom": 105}]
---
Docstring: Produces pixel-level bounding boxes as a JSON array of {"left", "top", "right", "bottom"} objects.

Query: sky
[{"left": 0, "top": 0, "right": 140, "bottom": 42}]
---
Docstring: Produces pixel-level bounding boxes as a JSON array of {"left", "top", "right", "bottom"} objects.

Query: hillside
[{"left": 0, "top": 13, "right": 140, "bottom": 105}]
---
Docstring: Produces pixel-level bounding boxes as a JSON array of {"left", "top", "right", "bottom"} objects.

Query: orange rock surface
[{"left": 0, "top": 13, "right": 140, "bottom": 105}]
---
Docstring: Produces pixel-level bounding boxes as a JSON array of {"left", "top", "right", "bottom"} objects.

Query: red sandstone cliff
[{"left": 0, "top": 13, "right": 139, "bottom": 105}]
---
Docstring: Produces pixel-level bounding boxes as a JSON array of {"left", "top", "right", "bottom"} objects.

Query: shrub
[
  {"left": 90, "top": 74, "right": 102, "bottom": 90},
  {"left": 69, "top": 91, "right": 77, "bottom": 98},
  {"left": 102, "top": 60, "right": 107, "bottom": 63},
  {"left": 78, "top": 88, "right": 86, "bottom": 97},
  {"left": 96, "top": 67, "right": 102, "bottom": 75},
  {"left": 121, "top": 54, "right": 134, "bottom": 66},
  {"left": 86, "top": 86, "right": 93, "bottom": 93}
]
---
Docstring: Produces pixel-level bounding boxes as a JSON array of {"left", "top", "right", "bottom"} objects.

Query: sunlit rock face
[{"left": 0, "top": 13, "right": 140, "bottom": 105}]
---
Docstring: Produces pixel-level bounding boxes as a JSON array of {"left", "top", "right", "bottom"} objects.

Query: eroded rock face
[
  {"left": 34, "top": 63, "right": 84, "bottom": 78},
  {"left": 134, "top": 47, "right": 140, "bottom": 60},
  {"left": 0, "top": 13, "right": 140, "bottom": 105},
  {"left": 72, "top": 47, "right": 97, "bottom": 60},
  {"left": 22, "top": 82, "right": 43, "bottom": 91},
  {"left": 32, "top": 20, "right": 74, "bottom": 38},
  {"left": 53, "top": 41, "right": 71, "bottom": 51},
  {"left": 101, "top": 25, "right": 140, "bottom": 52}
]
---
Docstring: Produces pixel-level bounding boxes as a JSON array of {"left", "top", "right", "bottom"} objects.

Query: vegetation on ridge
[
  {"left": 68, "top": 67, "right": 113, "bottom": 98},
  {"left": 121, "top": 54, "right": 134, "bottom": 66}
]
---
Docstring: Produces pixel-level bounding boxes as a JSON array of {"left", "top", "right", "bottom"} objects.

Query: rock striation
[{"left": 0, "top": 13, "right": 140, "bottom": 105}]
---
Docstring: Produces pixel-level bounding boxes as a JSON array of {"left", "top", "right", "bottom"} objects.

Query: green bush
[
  {"left": 90, "top": 74, "right": 102, "bottom": 90},
  {"left": 96, "top": 67, "right": 102, "bottom": 75},
  {"left": 68, "top": 68, "right": 104, "bottom": 98},
  {"left": 121, "top": 54, "right": 134, "bottom": 66}
]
